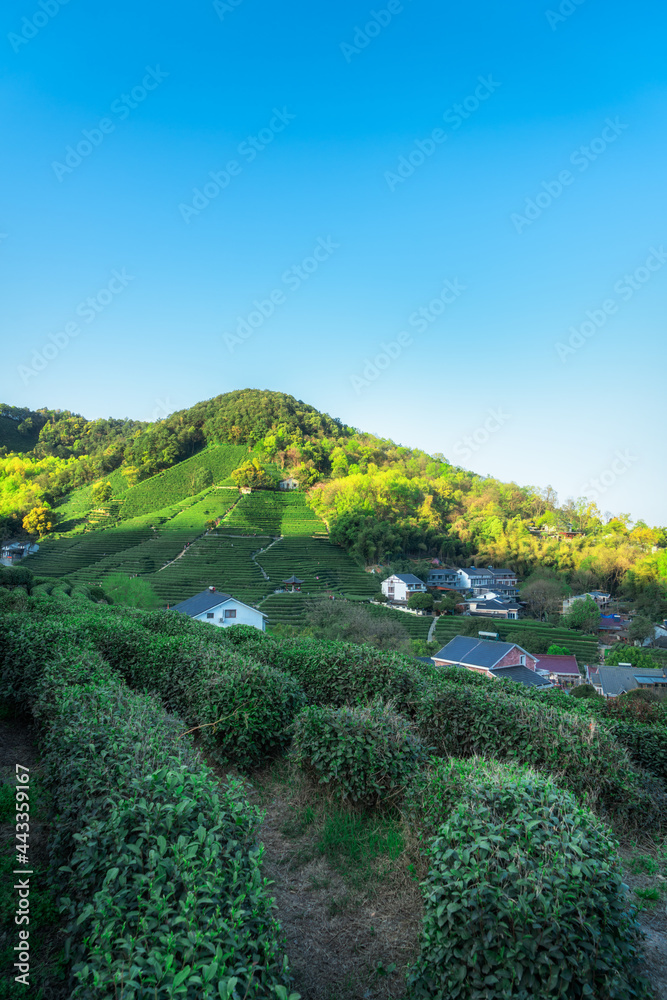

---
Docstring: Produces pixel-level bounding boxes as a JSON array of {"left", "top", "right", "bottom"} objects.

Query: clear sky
[{"left": 1, "top": 0, "right": 665, "bottom": 524}]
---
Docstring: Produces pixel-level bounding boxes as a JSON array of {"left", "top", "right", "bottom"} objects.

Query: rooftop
[{"left": 434, "top": 635, "right": 529, "bottom": 670}]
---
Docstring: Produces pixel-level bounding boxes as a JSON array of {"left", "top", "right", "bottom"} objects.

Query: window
[
  {"left": 206, "top": 613, "right": 214, "bottom": 619},
  {"left": 224, "top": 609, "right": 237, "bottom": 619},
  {"left": 520, "top": 654, "right": 526, "bottom": 665}
]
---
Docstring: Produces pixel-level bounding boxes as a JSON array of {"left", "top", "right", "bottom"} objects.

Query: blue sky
[{"left": 1, "top": 0, "right": 665, "bottom": 524}]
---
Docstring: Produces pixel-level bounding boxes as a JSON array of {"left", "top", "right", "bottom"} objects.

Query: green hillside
[
  {"left": 23, "top": 484, "right": 377, "bottom": 613},
  {"left": 0, "top": 413, "right": 41, "bottom": 452},
  {"left": 119, "top": 444, "right": 248, "bottom": 519}
]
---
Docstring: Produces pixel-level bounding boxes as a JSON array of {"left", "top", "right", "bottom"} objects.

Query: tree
[
  {"left": 521, "top": 576, "right": 566, "bottom": 621},
  {"left": 102, "top": 573, "right": 160, "bottom": 610},
  {"left": 22, "top": 504, "right": 57, "bottom": 536},
  {"left": 190, "top": 467, "right": 213, "bottom": 495},
  {"left": 504, "top": 631, "right": 551, "bottom": 655},
  {"left": 408, "top": 592, "right": 434, "bottom": 612},
  {"left": 627, "top": 615, "right": 655, "bottom": 646},
  {"left": 90, "top": 480, "right": 112, "bottom": 505},
  {"left": 231, "top": 459, "right": 276, "bottom": 490},
  {"left": 547, "top": 644, "right": 572, "bottom": 656},
  {"left": 563, "top": 596, "right": 600, "bottom": 634},
  {"left": 605, "top": 644, "right": 658, "bottom": 669}
]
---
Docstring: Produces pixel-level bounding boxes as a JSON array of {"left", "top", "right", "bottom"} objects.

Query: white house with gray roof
[
  {"left": 171, "top": 586, "right": 267, "bottom": 630},
  {"left": 381, "top": 573, "right": 427, "bottom": 604}
]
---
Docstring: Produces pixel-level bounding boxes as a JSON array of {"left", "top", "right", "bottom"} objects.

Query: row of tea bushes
[
  {"left": 406, "top": 762, "right": 651, "bottom": 1000},
  {"left": 415, "top": 681, "right": 667, "bottom": 830},
  {"left": 0, "top": 616, "right": 296, "bottom": 1000}
]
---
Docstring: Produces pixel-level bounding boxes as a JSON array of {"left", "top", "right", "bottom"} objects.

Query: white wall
[{"left": 193, "top": 599, "right": 265, "bottom": 631}]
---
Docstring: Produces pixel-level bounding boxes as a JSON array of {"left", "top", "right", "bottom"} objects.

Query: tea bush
[
  {"left": 407, "top": 774, "right": 650, "bottom": 1000},
  {"left": 252, "top": 638, "right": 426, "bottom": 711},
  {"left": 290, "top": 701, "right": 426, "bottom": 806},
  {"left": 42, "top": 677, "right": 292, "bottom": 1000},
  {"left": 1, "top": 607, "right": 305, "bottom": 769},
  {"left": 0, "top": 615, "right": 294, "bottom": 999},
  {"left": 405, "top": 756, "right": 537, "bottom": 838},
  {"left": 608, "top": 721, "right": 667, "bottom": 784},
  {"left": 416, "top": 682, "right": 667, "bottom": 829}
]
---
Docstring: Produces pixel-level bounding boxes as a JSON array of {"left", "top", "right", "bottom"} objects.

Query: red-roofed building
[{"left": 535, "top": 653, "right": 581, "bottom": 688}]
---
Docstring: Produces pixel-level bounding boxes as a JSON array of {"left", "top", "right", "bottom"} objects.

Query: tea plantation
[
  {"left": 0, "top": 594, "right": 663, "bottom": 1000},
  {"left": 23, "top": 487, "right": 378, "bottom": 615}
]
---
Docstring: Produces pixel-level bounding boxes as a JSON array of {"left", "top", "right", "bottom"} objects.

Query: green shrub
[
  {"left": 34, "top": 663, "right": 292, "bottom": 998},
  {"left": 253, "top": 638, "right": 426, "bottom": 711},
  {"left": 407, "top": 774, "right": 650, "bottom": 1000},
  {"left": 406, "top": 757, "right": 537, "bottom": 838},
  {"left": 570, "top": 682, "right": 602, "bottom": 699},
  {"left": 290, "top": 701, "right": 426, "bottom": 806},
  {"left": 415, "top": 682, "right": 667, "bottom": 829},
  {"left": 608, "top": 722, "right": 667, "bottom": 784},
  {"left": 49, "top": 613, "right": 306, "bottom": 769}
]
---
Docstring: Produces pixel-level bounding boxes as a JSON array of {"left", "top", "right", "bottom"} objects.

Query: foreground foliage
[
  {"left": 408, "top": 770, "right": 650, "bottom": 1000},
  {"left": 290, "top": 700, "right": 426, "bottom": 806}
]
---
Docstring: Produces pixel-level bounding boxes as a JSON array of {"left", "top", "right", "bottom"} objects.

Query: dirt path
[{"left": 253, "top": 536, "right": 283, "bottom": 584}]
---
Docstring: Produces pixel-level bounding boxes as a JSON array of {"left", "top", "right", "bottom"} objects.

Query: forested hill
[{"left": 1, "top": 391, "right": 665, "bottom": 598}]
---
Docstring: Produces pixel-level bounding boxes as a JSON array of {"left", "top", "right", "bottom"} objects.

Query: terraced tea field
[
  {"left": 119, "top": 445, "right": 248, "bottom": 519},
  {"left": 220, "top": 491, "right": 327, "bottom": 536},
  {"left": 25, "top": 484, "right": 379, "bottom": 614},
  {"left": 366, "top": 602, "right": 432, "bottom": 640},
  {"left": 147, "top": 534, "right": 269, "bottom": 607},
  {"left": 257, "top": 536, "right": 379, "bottom": 599}
]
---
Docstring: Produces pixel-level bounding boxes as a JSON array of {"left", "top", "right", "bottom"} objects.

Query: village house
[
  {"left": 561, "top": 591, "right": 611, "bottom": 614},
  {"left": 426, "top": 565, "right": 518, "bottom": 597},
  {"left": 587, "top": 663, "right": 667, "bottom": 698},
  {"left": 432, "top": 635, "right": 552, "bottom": 688},
  {"left": 381, "top": 573, "right": 427, "bottom": 604},
  {"left": 462, "top": 595, "right": 521, "bottom": 620},
  {"left": 534, "top": 652, "right": 581, "bottom": 688},
  {"left": 171, "top": 586, "right": 267, "bottom": 631},
  {"left": 278, "top": 477, "right": 299, "bottom": 491}
]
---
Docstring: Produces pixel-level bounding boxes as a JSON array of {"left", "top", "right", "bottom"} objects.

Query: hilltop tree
[
  {"left": 22, "top": 504, "right": 57, "bottom": 536},
  {"left": 90, "top": 481, "right": 113, "bottom": 505}
]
